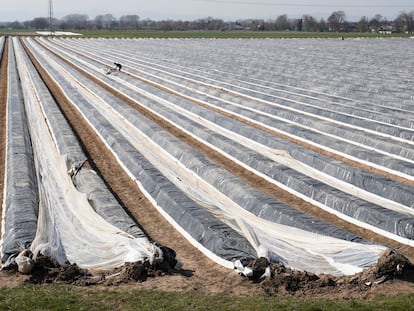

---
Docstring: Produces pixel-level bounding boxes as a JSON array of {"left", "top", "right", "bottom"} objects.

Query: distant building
[{"left": 377, "top": 26, "right": 393, "bottom": 34}]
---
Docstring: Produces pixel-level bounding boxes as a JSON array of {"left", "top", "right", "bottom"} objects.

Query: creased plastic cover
[
  {"left": 10, "top": 37, "right": 162, "bottom": 272},
  {"left": 23, "top": 37, "right": 390, "bottom": 276}
]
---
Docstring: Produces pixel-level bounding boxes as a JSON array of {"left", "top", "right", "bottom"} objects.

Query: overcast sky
[{"left": 2, "top": 0, "right": 414, "bottom": 22}]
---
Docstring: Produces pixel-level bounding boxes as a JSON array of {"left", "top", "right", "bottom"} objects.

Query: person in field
[
  {"left": 105, "top": 62, "right": 122, "bottom": 75},
  {"left": 114, "top": 62, "right": 122, "bottom": 71}
]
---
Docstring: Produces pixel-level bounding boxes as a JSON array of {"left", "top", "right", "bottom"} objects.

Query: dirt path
[{"left": 1, "top": 37, "right": 414, "bottom": 300}]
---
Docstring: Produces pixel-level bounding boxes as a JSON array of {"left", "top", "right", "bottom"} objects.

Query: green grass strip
[{"left": 0, "top": 285, "right": 414, "bottom": 311}]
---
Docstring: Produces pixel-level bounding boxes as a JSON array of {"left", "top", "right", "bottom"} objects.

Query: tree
[
  {"left": 120, "top": 15, "right": 140, "bottom": 30},
  {"left": 327, "top": 10, "right": 346, "bottom": 32},
  {"left": 209, "top": 18, "right": 225, "bottom": 31},
  {"left": 394, "top": 14, "right": 405, "bottom": 33},
  {"left": 6, "top": 9, "right": 413, "bottom": 33},
  {"left": 275, "top": 14, "right": 289, "bottom": 31},
  {"left": 318, "top": 18, "right": 328, "bottom": 32},
  {"left": 62, "top": 14, "right": 89, "bottom": 30},
  {"left": 9, "top": 20, "right": 24, "bottom": 29},
  {"left": 140, "top": 18, "right": 156, "bottom": 30},
  {"left": 398, "top": 11, "right": 414, "bottom": 33},
  {"left": 357, "top": 16, "right": 369, "bottom": 32},
  {"left": 94, "top": 14, "right": 118, "bottom": 30},
  {"left": 94, "top": 15, "right": 104, "bottom": 30},
  {"left": 302, "top": 14, "right": 319, "bottom": 32},
  {"left": 30, "top": 17, "right": 49, "bottom": 29},
  {"left": 263, "top": 19, "right": 276, "bottom": 31},
  {"left": 156, "top": 20, "right": 174, "bottom": 31},
  {"left": 102, "top": 14, "right": 117, "bottom": 29}
]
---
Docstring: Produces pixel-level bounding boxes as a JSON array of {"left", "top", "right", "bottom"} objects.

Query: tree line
[{"left": 1, "top": 10, "right": 414, "bottom": 33}]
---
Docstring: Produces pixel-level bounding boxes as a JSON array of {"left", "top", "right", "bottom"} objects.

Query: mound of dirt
[
  {"left": 20, "top": 251, "right": 183, "bottom": 287},
  {"left": 1, "top": 249, "right": 413, "bottom": 301},
  {"left": 26, "top": 255, "right": 92, "bottom": 285},
  {"left": 258, "top": 249, "right": 414, "bottom": 299}
]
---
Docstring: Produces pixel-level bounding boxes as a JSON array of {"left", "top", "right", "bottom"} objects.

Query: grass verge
[{"left": 1, "top": 284, "right": 414, "bottom": 311}]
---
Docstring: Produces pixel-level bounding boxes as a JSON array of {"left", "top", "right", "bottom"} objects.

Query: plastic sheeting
[
  {"left": 1, "top": 39, "right": 38, "bottom": 264},
  {"left": 24, "top": 56, "right": 87, "bottom": 174},
  {"left": 36, "top": 37, "right": 414, "bottom": 245},
  {"left": 23, "top": 37, "right": 257, "bottom": 269},
  {"left": 58, "top": 37, "right": 414, "bottom": 123},
  {"left": 47, "top": 37, "right": 414, "bottom": 207},
  {"left": 0, "top": 37, "right": 4, "bottom": 61},
  {"left": 117, "top": 86, "right": 414, "bottom": 242},
  {"left": 49, "top": 38, "right": 414, "bottom": 186},
  {"left": 22, "top": 37, "right": 392, "bottom": 276},
  {"left": 19, "top": 55, "right": 149, "bottom": 240},
  {"left": 121, "top": 38, "right": 413, "bottom": 107},
  {"left": 73, "top": 169, "right": 147, "bottom": 239},
  {"left": 131, "top": 58, "right": 414, "bottom": 140},
  {"left": 85, "top": 48, "right": 414, "bottom": 143},
  {"left": 64, "top": 38, "right": 414, "bottom": 178},
  {"left": 110, "top": 62, "right": 414, "bottom": 179},
  {"left": 8, "top": 38, "right": 163, "bottom": 272}
]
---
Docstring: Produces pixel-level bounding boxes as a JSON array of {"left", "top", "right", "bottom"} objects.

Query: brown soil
[
  {"left": 0, "top": 37, "right": 414, "bottom": 300},
  {"left": 2, "top": 249, "right": 414, "bottom": 301}
]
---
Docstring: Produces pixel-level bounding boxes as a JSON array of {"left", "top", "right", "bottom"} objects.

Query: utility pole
[{"left": 48, "top": 0, "right": 54, "bottom": 34}]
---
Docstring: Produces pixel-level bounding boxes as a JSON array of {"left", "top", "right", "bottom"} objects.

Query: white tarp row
[
  {"left": 62, "top": 37, "right": 414, "bottom": 121},
  {"left": 96, "top": 61, "right": 414, "bottom": 179},
  {"left": 55, "top": 39, "right": 412, "bottom": 184},
  {"left": 125, "top": 52, "right": 414, "bottom": 138},
  {"left": 2, "top": 37, "right": 163, "bottom": 272},
  {"left": 123, "top": 38, "right": 413, "bottom": 105},
  {"left": 50, "top": 38, "right": 414, "bottom": 194},
  {"left": 43, "top": 38, "right": 414, "bottom": 206},
  {"left": 56, "top": 41, "right": 414, "bottom": 201},
  {"left": 22, "top": 37, "right": 391, "bottom": 276},
  {"left": 60, "top": 37, "right": 414, "bottom": 141},
  {"left": 145, "top": 63, "right": 414, "bottom": 131},
  {"left": 1, "top": 38, "right": 38, "bottom": 265},
  {"left": 16, "top": 44, "right": 88, "bottom": 175},
  {"left": 36, "top": 31, "right": 82, "bottom": 36},
  {"left": 111, "top": 39, "right": 413, "bottom": 142},
  {"left": 35, "top": 38, "right": 414, "bottom": 245}
]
